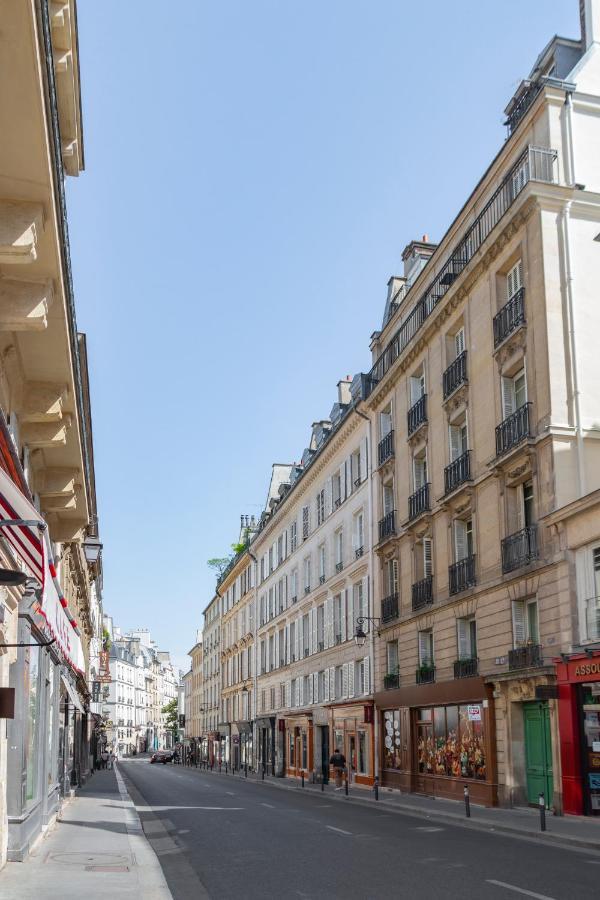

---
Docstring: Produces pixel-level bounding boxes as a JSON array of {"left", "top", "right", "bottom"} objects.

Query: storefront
[
  {"left": 284, "top": 714, "right": 313, "bottom": 777},
  {"left": 256, "top": 717, "right": 275, "bottom": 775},
  {"left": 374, "top": 677, "right": 497, "bottom": 806},
  {"left": 217, "top": 723, "right": 230, "bottom": 765},
  {"left": 328, "top": 702, "right": 375, "bottom": 787},
  {"left": 556, "top": 650, "right": 600, "bottom": 816}
]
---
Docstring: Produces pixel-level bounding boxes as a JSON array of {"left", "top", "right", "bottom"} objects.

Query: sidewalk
[
  {"left": 0, "top": 766, "right": 172, "bottom": 900},
  {"left": 180, "top": 762, "right": 600, "bottom": 853}
]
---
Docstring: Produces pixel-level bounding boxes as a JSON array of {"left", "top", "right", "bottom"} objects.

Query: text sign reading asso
[{"left": 467, "top": 705, "right": 482, "bottom": 721}]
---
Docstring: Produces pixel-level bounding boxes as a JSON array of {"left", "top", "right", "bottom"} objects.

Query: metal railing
[
  {"left": 381, "top": 592, "right": 399, "bottom": 623},
  {"left": 508, "top": 643, "right": 543, "bottom": 670},
  {"left": 494, "top": 287, "right": 526, "bottom": 347},
  {"left": 378, "top": 430, "right": 395, "bottom": 466},
  {"left": 495, "top": 402, "right": 531, "bottom": 456},
  {"left": 319, "top": 575, "right": 326, "bottom": 585},
  {"left": 335, "top": 562, "right": 343, "bottom": 573},
  {"left": 364, "top": 146, "right": 557, "bottom": 398},
  {"left": 444, "top": 450, "right": 471, "bottom": 495},
  {"left": 378, "top": 510, "right": 396, "bottom": 542},
  {"left": 416, "top": 666, "right": 436, "bottom": 685},
  {"left": 409, "top": 483, "right": 430, "bottom": 521},
  {"left": 449, "top": 554, "right": 477, "bottom": 595},
  {"left": 408, "top": 394, "right": 427, "bottom": 435},
  {"left": 454, "top": 658, "right": 479, "bottom": 679},
  {"left": 501, "top": 524, "right": 539, "bottom": 573},
  {"left": 355, "top": 546, "right": 364, "bottom": 559},
  {"left": 505, "top": 81, "right": 543, "bottom": 135},
  {"left": 384, "top": 672, "right": 400, "bottom": 690},
  {"left": 412, "top": 575, "right": 433, "bottom": 611},
  {"left": 443, "top": 350, "right": 468, "bottom": 399}
]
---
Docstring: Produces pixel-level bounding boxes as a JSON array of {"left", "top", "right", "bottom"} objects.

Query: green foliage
[
  {"left": 161, "top": 698, "right": 179, "bottom": 736},
  {"left": 207, "top": 557, "right": 231, "bottom": 576},
  {"left": 102, "top": 628, "right": 111, "bottom": 651}
]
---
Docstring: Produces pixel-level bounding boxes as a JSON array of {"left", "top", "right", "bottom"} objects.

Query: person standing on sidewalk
[{"left": 329, "top": 748, "right": 346, "bottom": 790}]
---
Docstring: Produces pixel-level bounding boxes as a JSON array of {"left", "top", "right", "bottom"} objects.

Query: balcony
[
  {"left": 412, "top": 575, "right": 433, "bottom": 611},
  {"left": 334, "top": 632, "right": 342, "bottom": 646},
  {"left": 454, "top": 658, "right": 479, "bottom": 679},
  {"left": 303, "top": 648, "right": 309, "bottom": 659},
  {"left": 291, "top": 595, "right": 298, "bottom": 604},
  {"left": 449, "top": 554, "right": 476, "bottom": 595},
  {"left": 381, "top": 592, "right": 399, "bottom": 623},
  {"left": 504, "top": 81, "right": 543, "bottom": 136},
  {"left": 355, "top": 546, "right": 364, "bottom": 559},
  {"left": 407, "top": 394, "right": 427, "bottom": 436},
  {"left": 444, "top": 450, "right": 471, "bottom": 495},
  {"left": 378, "top": 430, "right": 395, "bottom": 466},
  {"left": 416, "top": 665, "right": 435, "bottom": 685},
  {"left": 408, "top": 483, "right": 430, "bottom": 521},
  {"left": 384, "top": 671, "right": 400, "bottom": 690},
  {"left": 319, "top": 575, "right": 326, "bottom": 585},
  {"left": 304, "top": 585, "right": 311, "bottom": 595},
  {"left": 495, "top": 403, "right": 531, "bottom": 456},
  {"left": 318, "top": 640, "right": 324, "bottom": 652},
  {"left": 501, "top": 525, "right": 539, "bottom": 574},
  {"left": 443, "top": 351, "right": 468, "bottom": 400},
  {"left": 508, "top": 643, "right": 543, "bottom": 670},
  {"left": 494, "top": 287, "right": 525, "bottom": 348},
  {"left": 335, "top": 561, "right": 343, "bottom": 573},
  {"left": 378, "top": 510, "right": 396, "bottom": 542}
]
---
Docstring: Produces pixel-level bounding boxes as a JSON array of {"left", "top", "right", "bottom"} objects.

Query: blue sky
[{"left": 67, "top": 0, "right": 580, "bottom": 672}]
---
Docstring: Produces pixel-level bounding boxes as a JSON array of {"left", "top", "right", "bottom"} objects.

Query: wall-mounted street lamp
[{"left": 354, "top": 616, "right": 381, "bottom": 648}]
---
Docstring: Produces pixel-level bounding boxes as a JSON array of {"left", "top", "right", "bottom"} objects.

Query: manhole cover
[
  {"left": 48, "top": 852, "right": 130, "bottom": 866},
  {"left": 85, "top": 865, "right": 130, "bottom": 872}
]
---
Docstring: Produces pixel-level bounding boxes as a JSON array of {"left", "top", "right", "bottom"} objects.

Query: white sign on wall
[{"left": 467, "top": 705, "right": 482, "bottom": 722}]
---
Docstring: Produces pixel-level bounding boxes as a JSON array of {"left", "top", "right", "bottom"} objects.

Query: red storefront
[{"left": 556, "top": 650, "right": 600, "bottom": 816}]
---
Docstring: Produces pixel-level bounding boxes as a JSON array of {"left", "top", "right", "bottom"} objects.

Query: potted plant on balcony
[{"left": 417, "top": 662, "right": 435, "bottom": 683}]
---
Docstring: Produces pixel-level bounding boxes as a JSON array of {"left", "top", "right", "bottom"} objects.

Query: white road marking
[
  {"left": 134, "top": 805, "right": 244, "bottom": 812},
  {"left": 225, "top": 791, "right": 235, "bottom": 796},
  {"left": 326, "top": 825, "right": 352, "bottom": 835},
  {"left": 486, "top": 880, "right": 557, "bottom": 900},
  {"left": 415, "top": 826, "right": 444, "bottom": 832},
  {"left": 261, "top": 803, "right": 276, "bottom": 809}
]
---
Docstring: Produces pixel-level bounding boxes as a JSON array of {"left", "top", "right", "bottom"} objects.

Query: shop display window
[
  {"left": 357, "top": 730, "right": 368, "bottom": 774},
  {"left": 581, "top": 683, "right": 600, "bottom": 814},
  {"left": 383, "top": 709, "right": 402, "bottom": 769},
  {"left": 417, "top": 704, "right": 485, "bottom": 780},
  {"left": 25, "top": 646, "right": 41, "bottom": 805}
]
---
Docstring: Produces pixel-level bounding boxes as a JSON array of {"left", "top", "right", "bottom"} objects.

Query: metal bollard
[
  {"left": 301, "top": 770, "right": 305, "bottom": 788},
  {"left": 374, "top": 776, "right": 379, "bottom": 801},
  {"left": 463, "top": 785, "right": 471, "bottom": 818},
  {"left": 225, "top": 762, "right": 228, "bottom": 775},
  {"left": 262, "top": 765, "right": 265, "bottom": 780},
  {"left": 321, "top": 775, "right": 325, "bottom": 792},
  {"left": 245, "top": 762, "right": 248, "bottom": 778},
  {"left": 539, "top": 792, "right": 546, "bottom": 831},
  {"left": 345, "top": 771, "right": 349, "bottom": 796}
]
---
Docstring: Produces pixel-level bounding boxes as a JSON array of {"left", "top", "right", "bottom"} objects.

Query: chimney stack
[{"left": 337, "top": 376, "right": 353, "bottom": 406}]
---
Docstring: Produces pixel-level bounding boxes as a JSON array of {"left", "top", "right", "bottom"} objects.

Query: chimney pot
[{"left": 422, "top": 234, "right": 428, "bottom": 242}]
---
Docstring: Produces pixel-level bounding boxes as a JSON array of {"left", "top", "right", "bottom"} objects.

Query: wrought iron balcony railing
[
  {"left": 454, "top": 658, "right": 479, "bottom": 679},
  {"left": 335, "top": 561, "right": 343, "bottom": 573},
  {"left": 378, "top": 430, "right": 395, "bottom": 466},
  {"left": 416, "top": 665, "right": 435, "bottom": 685},
  {"left": 443, "top": 350, "right": 468, "bottom": 399},
  {"left": 494, "top": 287, "right": 526, "bottom": 347},
  {"left": 384, "top": 671, "right": 400, "bottom": 690},
  {"left": 355, "top": 546, "right": 364, "bottom": 559},
  {"left": 364, "top": 146, "right": 557, "bottom": 398},
  {"left": 378, "top": 510, "right": 396, "bottom": 542},
  {"left": 501, "top": 525, "right": 538, "bottom": 573},
  {"left": 412, "top": 575, "right": 433, "bottom": 611},
  {"left": 444, "top": 450, "right": 471, "bottom": 495},
  {"left": 407, "top": 394, "right": 427, "bottom": 436},
  {"left": 495, "top": 402, "right": 531, "bottom": 456},
  {"left": 508, "top": 643, "right": 543, "bottom": 670},
  {"left": 381, "top": 592, "right": 399, "bottom": 623},
  {"left": 409, "top": 483, "right": 430, "bottom": 521},
  {"left": 449, "top": 554, "right": 477, "bottom": 595}
]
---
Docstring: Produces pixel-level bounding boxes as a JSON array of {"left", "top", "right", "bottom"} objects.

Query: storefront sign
[
  {"left": 566, "top": 657, "right": 600, "bottom": 681},
  {"left": 467, "top": 705, "right": 482, "bottom": 721},
  {"left": 588, "top": 752, "right": 600, "bottom": 770},
  {"left": 535, "top": 685, "right": 559, "bottom": 701}
]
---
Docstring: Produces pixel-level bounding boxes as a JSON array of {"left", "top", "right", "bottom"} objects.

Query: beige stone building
[
  {"left": 187, "top": 634, "right": 203, "bottom": 740},
  {"left": 362, "top": 3, "right": 600, "bottom": 812},
  {"left": 218, "top": 549, "right": 255, "bottom": 768},
  {"left": 201, "top": 594, "right": 221, "bottom": 763},
  {"left": 253, "top": 383, "right": 375, "bottom": 784}
]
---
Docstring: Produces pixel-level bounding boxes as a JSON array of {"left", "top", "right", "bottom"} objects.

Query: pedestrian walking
[
  {"left": 108, "top": 750, "right": 115, "bottom": 770},
  {"left": 101, "top": 749, "right": 108, "bottom": 770},
  {"left": 329, "top": 748, "right": 346, "bottom": 790}
]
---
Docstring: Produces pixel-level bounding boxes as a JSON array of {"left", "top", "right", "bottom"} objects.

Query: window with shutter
[
  {"left": 449, "top": 424, "right": 462, "bottom": 462},
  {"left": 414, "top": 456, "right": 427, "bottom": 490},
  {"left": 454, "top": 520, "right": 468, "bottom": 562},
  {"left": 410, "top": 372, "right": 425, "bottom": 404},
  {"left": 360, "top": 437, "right": 368, "bottom": 482},
  {"left": 341, "top": 590, "right": 347, "bottom": 642},
  {"left": 386, "top": 640, "right": 399, "bottom": 673},
  {"left": 514, "top": 369, "right": 527, "bottom": 409},
  {"left": 454, "top": 327, "right": 465, "bottom": 358},
  {"left": 329, "top": 666, "right": 336, "bottom": 701},
  {"left": 418, "top": 630, "right": 433, "bottom": 665},
  {"left": 423, "top": 538, "right": 433, "bottom": 577},
  {"left": 457, "top": 618, "right": 470, "bottom": 660},
  {"left": 512, "top": 600, "right": 527, "bottom": 646},
  {"left": 501, "top": 376, "right": 516, "bottom": 418},
  {"left": 348, "top": 662, "right": 355, "bottom": 698},
  {"left": 507, "top": 260, "right": 523, "bottom": 300},
  {"left": 342, "top": 663, "right": 349, "bottom": 698},
  {"left": 302, "top": 506, "right": 310, "bottom": 539},
  {"left": 363, "top": 656, "right": 370, "bottom": 695}
]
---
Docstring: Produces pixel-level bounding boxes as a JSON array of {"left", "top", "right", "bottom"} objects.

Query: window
[
  {"left": 386, "top": 558, "right": 398, "bottom": 595},
  {"left": 454, "top": 327, "right": 465, "bottom": 360},
  {"left": 318, "top": 543, "right": 326, "bottom": 582},
  {"left": 418, "top": 630, "right": 434, "bottom": 666},
  {"left": 457, "top": 617, "right": 477, "bottom": 660},
  {"left": 290, "top": 621, "right": 296, "bottom": 661},
  {"left": 356, "top": 656, "right": 370, "bottom": 694},
  {"left": 332, "top": 472, "right": 342, "bottom": 508},
  {"left": 290, "top": 680, "right": 296, "bottom": 708},
  {"left": 317, "top": 605, "right": 324, "bottom": 650},
  {"left": 318, "top": 671, "right": 325, "bottom": 703},
  {"left": 333, "top": 594, "right": 343, "bottom": 644},
  {"left": 410, "top": 369, "right": 426, "bottom": 404},
  {"left": 303, "top": 675, "right": 311, "bottom": 705},
  {"left": 417, "top": 705, "right": 486, "bottom": 779},
  {"left": 335, "top": 529, "right": 343, "bottom": 568},
  {"left": 522, "top": 480, "right": 534, "bottom": 528},
  {"left": 316, "top": 489, "right": 325, "bottom": 526},
  {"left": 413, "top": 452, "right": 427, "bottom": 490},
  {"left": 507, "top": 259, "right": 523, "bottom": 300},
  {"left": 302, "top": 506, "right": 310, "bottom": 540},
  {"left": 512, "top": 598, "right": 539, "bottom": 647},
  {"left": 386, "top": 640, "right": 399, "bottom": 674},
  {"left": 290, "top": 569, "right": 298, "bottom": 601},
  {"left": 449, "top": 420, "right": 468, "bottom": 461},
  {"left": 501, "top": 368, "right": 527, "bottom": 418},
  {"left": 269, "top": 546, "right": 273, "bottom": 574},
  {"left": 454, "top": 519, "right": 473, "bottom": 561},
  {"left": 303, "top": 557, "right": 311, "bottom": 594},
  {"left": 351, "top": 449, "right": 362, "bottom": 488},
  {"left": 354, "top": 511, "right": 364, "bottom": 552},
  {"left": 383, "top": 482, "right": 395, "bottom": 514},
  {"left": 334, "top": 666, "right": 343, "bottom": 699},
  {"left": 380, "top": 404, "right": 393, "bottom": 439},
  {"left": 302, "top": 614, "right": 310, "bottom": 657},
  {"left": 277, "top": 535, "right": 284, "bottom": 565},
  {"left": 290, "top": 521, "right": 297, "bottom": 553},
  {"left": 415, "top": 537, "right": 432, "bottom": 580},
  {"left": 383, "top": 710, "right": 403, "bottom": 770},
  {"left": 353, "top": 580, "right": 366, "bottom": 625}
]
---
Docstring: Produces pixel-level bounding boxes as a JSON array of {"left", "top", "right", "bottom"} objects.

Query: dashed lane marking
[
  {"left": 326, "top": 825, "right": 352, "bottom": 836},
  {"left": 261, "top": 803, "right": 276, "bottom": 808},
  {"left": 486, "top": 880, "right": 557, "bottom": 900}
]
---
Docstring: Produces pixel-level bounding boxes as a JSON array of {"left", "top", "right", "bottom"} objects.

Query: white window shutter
[
  {"left": 414, "top": 457, "right": 426, "bottom": 490},
  {"left": 313, "top": 672, "right": 319, "bottom": 704},
  {"left": 360, "top": 437, "right": 368, "bottom": 482},
  {"left": 325, "top": 477, "right": 333, "bottom": 517},
  {"left": 286, "top": 680, "right": 291, "bottom": 708},
  {"left": 502, "top": 376, "right": 516, "bottom": 418},
  {"left": 348, "top": 662, "right": 355, "bottom": 698},
  {"left": 392, "top": 559, "right": 399, "bottom": 594},
  {"left": 455, "top": 327, "right": 465, "bottom": 357},
  {"left": 512, "top": 601, "right": 526, "bottom": 646},
  {"left": 507, "top": 260, "right": 522, "bottom": 300},
  {"left": 341, "top": 590, "right": 347, "bottom": 642},
  {"left": 449, "top": 425, "right": 461, "bottom": 462},
  {"left": 347, "top": 588, "right": 354, "bottom": 641},
  {"left": 329, "top": 666, "right": 336, "bottom": 701},
  {"left": 325, "top": 597, "right": 333, "bottom": 648},
  {"left": 285, "top": 624, "right": 290, "bottom": 663},
  {"left": 454, "top": 520, "right": 467, "bottom": 562},
  {"left": 295, "top": 618, "right": 302, "bottom": 662},
  {"left": 342, "top": 663, "right": 348, "bottom": 699},
  {"left": 363, "top": 656, "right": 370, "bottom": 695},
  {"left": 274, "top": 630, "right": 279, "bottom": 668},
  {"left": 457, "top": 618, "right": 469, "bottom": 660},
  {"left": 311, "top": 608, "right": 317, "bottom": 654}
]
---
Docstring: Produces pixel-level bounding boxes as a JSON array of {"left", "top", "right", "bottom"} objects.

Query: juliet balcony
[
  {"left": 443, "top": 350, "right": 468, "bottom": 400},
  {"left": 508, "top": 643, "right": 543, "bottom": 670},
  {"left": 444, "top": 450, "right": 471, "bottom": 495},
  {"left": 449, "top": 554, "right": 476, "bottom": 595},
  {"left": 407, "top": 394, "right": 427, "bottom": 436},
  {"left": 412, "top": 575, "right": 433, "bottom": 611},
  {"left": 409, "top": 483, "right": 430, "bottom": 521},
  {"left": 454, "top": 658, "right": 479, "bottom": 679},
  {"left": 494, "top": 287, "right": 525, "bottom": 348},
  {"left": 381, "top": 592, "right": 399, "bottom": 624},
  {"left": 378, "top": 430, "right": 395, "bottom": 467},
  {"left": 501, "top": 524, "right": 539, "bottom": 574},
  {"left": 495, "top": 402, "right": 531, "bottom": 456},
  {"left": 378, "top": 510, "right": 396, "bottom": 543}
]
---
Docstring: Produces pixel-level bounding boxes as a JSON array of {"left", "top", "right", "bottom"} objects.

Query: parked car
[{"left": 150, "top": 750, "right": 174, "bottom": 764}]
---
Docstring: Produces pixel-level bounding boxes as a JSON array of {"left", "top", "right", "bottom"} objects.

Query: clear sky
[{"left": 67, "top": 0, "right": 581, "bottom": 673}]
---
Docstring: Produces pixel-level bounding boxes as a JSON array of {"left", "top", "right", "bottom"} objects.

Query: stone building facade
[{"left": 201, "top": 594, "right": 221, "bottom": 764}]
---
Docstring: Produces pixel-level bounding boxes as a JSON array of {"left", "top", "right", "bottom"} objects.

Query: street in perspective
[{"left": 1, "top": 0, "right": 600, "bottom": 898}]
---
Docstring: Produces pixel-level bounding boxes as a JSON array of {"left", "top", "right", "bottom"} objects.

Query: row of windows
[{"left": 259, "top": 658, "right": 371, "bottom": 714}]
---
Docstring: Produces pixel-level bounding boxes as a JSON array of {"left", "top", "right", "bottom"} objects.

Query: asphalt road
[{"left": 119, "top": 758, "right": 598, "bottom": 900}]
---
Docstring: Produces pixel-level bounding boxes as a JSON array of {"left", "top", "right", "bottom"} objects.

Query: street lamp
[{"left": 354, "top": 616, "right": 381, "bottom": 647}]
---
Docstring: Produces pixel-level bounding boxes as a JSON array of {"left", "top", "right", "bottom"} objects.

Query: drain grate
[
  {"left": 47, "top": 851, "right": 131, "bottom": 867},
  {"left": 85, "top": 865, "right": 130, "bottom": 872}
]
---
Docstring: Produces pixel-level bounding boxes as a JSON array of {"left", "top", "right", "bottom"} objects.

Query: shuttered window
[
  {"left": 418, "top": 630, "right": 433, "bottom": 666},
  {"left": 507, "top": 259, "right": 523, "bottom": 300},
  {"left": 454, "top": 327, "right": 465, "bottom": 358}
]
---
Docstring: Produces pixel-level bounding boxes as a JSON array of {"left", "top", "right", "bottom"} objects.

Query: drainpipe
[{"left": 560, "top": 91, "right": 586, "bottom": 497}]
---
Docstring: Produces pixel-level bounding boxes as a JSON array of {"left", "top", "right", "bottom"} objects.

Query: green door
[{"left": 523, "top": 702, "right": 553, "bottom": 807}]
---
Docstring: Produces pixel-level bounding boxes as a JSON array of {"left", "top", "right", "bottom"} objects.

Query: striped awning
[{"left": 0, "top": 466, "right": 84, "bottom": 674}]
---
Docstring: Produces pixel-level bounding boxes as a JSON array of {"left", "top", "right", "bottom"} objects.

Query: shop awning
[
  {"left": 234, "top": 721, "right": 252, "bottom": 734},
  {"left": 61, "top": 674, "right": 85, "bottom": 714},
  {"left": 0, "top": 467, "right": 84, "bottom": 675}
]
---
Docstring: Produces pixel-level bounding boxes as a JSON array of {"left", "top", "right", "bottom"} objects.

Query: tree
[
  {"left": 161, "top": 698, "right": 179, "bottom": 738},
  {"left": 207, "top": 557, "right": 231, "bottom": 577},
  {"left": 102, "top": 628, "right": 111, "bottom": 651}
]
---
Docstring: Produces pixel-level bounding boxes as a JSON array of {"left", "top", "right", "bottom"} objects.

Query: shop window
[
  {"left": 357, "top": 731, "right": 369, "bottom": 775},
  {"left": 512, "top": 598, "right": 539, "bottom": 646},
  {"left": 417, "top": 704, "right": 486, "bottom": 780},
  {"left": 382, "top": 709, "right": 402, "bottom": 769},
  {"left": 289, "top": 731, "right": 295, "bottom": 765},
  {"left": 24, "top": 645, "right": 41, "bottom": 805}
]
